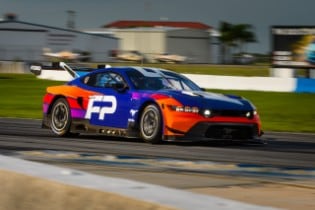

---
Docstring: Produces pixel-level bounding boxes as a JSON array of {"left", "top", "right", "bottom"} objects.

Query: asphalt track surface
[
  {"left": 0, "top": 116, "right": 314, "bottom": 180},
  {"left": 0, "top": 118, "right": 315, "bottom": 169},
  {"left": 1, "top": 117, "right": 315, "bottom": 209}
]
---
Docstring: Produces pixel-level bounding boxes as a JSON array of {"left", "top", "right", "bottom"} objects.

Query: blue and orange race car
[{"left": 42, "top": 66, "right": 263, "bottom": 144}]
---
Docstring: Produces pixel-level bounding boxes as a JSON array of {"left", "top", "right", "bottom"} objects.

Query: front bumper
[{"left": 164, "top": 122, "right": 262, "bottom": 142}]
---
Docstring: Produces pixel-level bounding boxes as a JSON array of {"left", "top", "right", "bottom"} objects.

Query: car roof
[{"left": 88, "top": 66, "right": 178, "bottom": 78}]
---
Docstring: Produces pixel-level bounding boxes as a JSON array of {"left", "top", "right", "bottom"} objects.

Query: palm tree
[
  {"left": 232, "top": 24, "right": 256, "bottom": 54},
  {"left": 218, "top": 22, "right": 257, "bottom": 63},
  {"left": 218, "top": 21, "right": 235, "bottom": 64}
]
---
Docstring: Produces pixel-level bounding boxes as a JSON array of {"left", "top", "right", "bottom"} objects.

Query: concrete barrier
[
  {"left": 295, "top": 78, "right": 315, "bottom": 93},
  {"left": 184, "top": 74, "right": 315, "bottom": 93},
  {"left": 1, "top": 61, "right": 314, "bottom": 93}
]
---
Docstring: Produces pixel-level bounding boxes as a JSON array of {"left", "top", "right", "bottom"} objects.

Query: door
[{"left": 83, "top": 71, "right": 131, "bottom": 128}]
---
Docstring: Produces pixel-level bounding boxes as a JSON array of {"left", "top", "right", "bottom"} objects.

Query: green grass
[
  {"left": 100, "top": 63, "right": 270, "bottom": 76},
  {"left": 96, "top": 62, "right": 310, "bottom": 77},
  {"left": 106, "top": 62, "right": 312, "bottom": 77},
  {"left": 210, "top": 90, "right": 315, "bottom": 133},
  {"left": 0, "top": 73, "right": 314, "bottom": 133},
  {"left": 0, "top": 74, "right": 64, "bottom": 118}
]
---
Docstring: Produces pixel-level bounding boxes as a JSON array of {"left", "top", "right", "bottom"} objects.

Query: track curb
[{"left": 0, "top": 154, "right": 278, "bottom": 210}]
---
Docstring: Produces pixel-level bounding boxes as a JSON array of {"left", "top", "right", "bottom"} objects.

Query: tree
[
  {"left": 218, "top": 21, "right": 235, "bottom": 64},
  {"left": 232, "top": 24, "right": 256, "bottom": 54},
  {"left": 218, "top": 22, "right": 257, "bottom": 64}
]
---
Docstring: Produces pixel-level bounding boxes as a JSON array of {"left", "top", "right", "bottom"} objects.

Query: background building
[
  {"left": 87, "top": 20, "right": 216, "bottom": 63},
  {"left": 112, "top": 27, "right": 211, "bottom": 63},
  {"left": 0, "top": 16, "right": 118, "bottom": 62},
  {"left": 0, "top": 16, "right": 217, "bottom": 63}
]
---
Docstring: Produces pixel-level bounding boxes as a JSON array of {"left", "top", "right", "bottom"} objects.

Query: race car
[{"left": 42, "top": 66, "right": 263, "bottom": 143}]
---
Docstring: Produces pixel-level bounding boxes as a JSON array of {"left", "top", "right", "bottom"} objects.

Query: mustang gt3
[{"left": 42, "top": 66, "right": 263, "bottom": 143}]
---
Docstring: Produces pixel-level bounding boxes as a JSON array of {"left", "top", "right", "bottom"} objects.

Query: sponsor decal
[
  {"left": 128, "top": 109, "right": 138, "bottom": 122},
  {"left": 130, "top": 109, "right": 138, "bottom": 117},
  {"left": 85, "top": 95, "right": 117, "bottom": 120}
]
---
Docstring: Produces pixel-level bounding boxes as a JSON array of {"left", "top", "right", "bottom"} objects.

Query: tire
[
  {"left": 140, "top": 104, "right": 162, "bottom": 144},
  {"left": 50, "top": 98, "right": 72, "bottom": 137}
]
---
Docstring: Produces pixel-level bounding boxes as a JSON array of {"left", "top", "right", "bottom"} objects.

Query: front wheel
[
  {"left": 140, "top": 104, "right": 162, "bottom": 144},
  {"left": 50, "top": 98, "right": 72, "bottom": 137}
]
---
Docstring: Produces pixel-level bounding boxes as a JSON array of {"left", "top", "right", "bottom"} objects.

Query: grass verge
[
  {"left": 105, "top": 63, "right": 270, "bottom": 76},
  {"left": 0, "top": 74, "right": 63, "bottom": 118},
  {"left": 209, "top": 90, "right": 315, "bottom": 133},
  {"left": 0, "top": 73, "right": 314, "bottom": 133}
]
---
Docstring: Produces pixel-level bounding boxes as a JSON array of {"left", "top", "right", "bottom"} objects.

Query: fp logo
[{"left": 85, "top": 95, "right": 117, "bottom": 120}]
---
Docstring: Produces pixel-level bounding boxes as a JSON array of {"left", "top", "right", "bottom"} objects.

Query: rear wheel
[
  {"left": 50, "top": 98, "right": 72, "bottom": 137},
  {"left": 140, "top": 104, "right": 162, "bottom": 144}
]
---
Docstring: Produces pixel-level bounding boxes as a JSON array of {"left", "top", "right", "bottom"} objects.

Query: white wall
[{"left": 184, "top": 74, "right": 296, "bottom": 92}]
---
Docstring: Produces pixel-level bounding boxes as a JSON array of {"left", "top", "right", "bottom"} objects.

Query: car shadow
[
  {"left": 166, "top": 140, "right": 266, "bottom": 147},
  {"left": 72, "top": 134, "right": 266, "bottom": 147}
]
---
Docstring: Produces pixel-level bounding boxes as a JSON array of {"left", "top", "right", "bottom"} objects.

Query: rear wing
[
  {"left": 29, "top": 62, "right": 111, "bottom": 81},
  {"left": 59, "top": 62, "right": 79, "bottom": 78}
]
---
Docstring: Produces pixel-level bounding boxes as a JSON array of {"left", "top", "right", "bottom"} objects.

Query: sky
[{"left": 1, "top": 0, "right": 315, "bottom": 54}]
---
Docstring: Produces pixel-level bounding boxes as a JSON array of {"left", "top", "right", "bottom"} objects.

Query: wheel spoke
[
  {"left": 140, "top": 105, "right": 161, "bottom": 143},
  {"left": 54, "top": 105, "right": 65, "bottom": 129},
  {"left": 51, "top": 100, "right": 70, "bottom": 134},
  {"left": 143, "top": 112, "right": 153, "bottom": 135},
  {"left": 142, "top": 110, "right": 158, "bottom": 136}
]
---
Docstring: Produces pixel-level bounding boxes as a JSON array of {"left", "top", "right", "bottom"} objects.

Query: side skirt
[{"left": 70, "top": 119, "right": 140, "bottom": 138}]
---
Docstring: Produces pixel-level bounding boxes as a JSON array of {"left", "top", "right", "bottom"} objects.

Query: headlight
[
  {"left": 203, "top": 109, "right": 212, "bottom": 118},
  {"left": 246, "top": 110, "right": 257, "bottom": 119},
  {"left": 169, "top": 105, "right": 199, "bottom": 113}
]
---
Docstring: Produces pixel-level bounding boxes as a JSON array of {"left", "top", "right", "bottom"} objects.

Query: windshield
[
  {"left": 162, "top": 70, "right": 201, "bottom": 91},
  {"left": 126, "top": 69, "right": 201, "bottom": 91}
]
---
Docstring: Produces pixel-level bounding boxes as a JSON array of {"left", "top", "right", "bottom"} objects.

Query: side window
[
  {"left": 83, "top": 72, "right": 126, "bottom": 88},
  {"left": 96, "top": 73, "right": 112, "bottom": 87},
  {"left": 82, "top": 74, "right": 97, "bottom": 86}
]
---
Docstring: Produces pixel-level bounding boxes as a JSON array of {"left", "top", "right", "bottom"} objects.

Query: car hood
[{"left": 157, "top": 90, "right": 255, "bottom": 111}]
